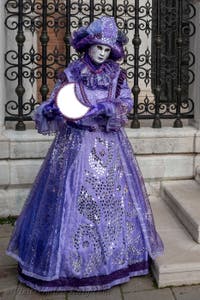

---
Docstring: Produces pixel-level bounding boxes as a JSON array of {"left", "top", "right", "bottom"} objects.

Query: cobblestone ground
[{"left": 1, "top": 224, "right": 200, "bottom": 300}]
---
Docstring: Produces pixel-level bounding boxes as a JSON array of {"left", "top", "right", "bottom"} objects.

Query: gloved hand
[
  {"left": 86, "top": 101, "right": 115, "bottom": 118},
  {"left": 42, "top": 104, "right": 61, "bottom": 121},
  {"left": 106, "top": 116, "right": 122, "bottom": 132}
]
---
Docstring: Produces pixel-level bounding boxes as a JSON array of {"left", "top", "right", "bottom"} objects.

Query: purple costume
[{"left": 6, "top": 17, "right": 163, "bottom": 292}]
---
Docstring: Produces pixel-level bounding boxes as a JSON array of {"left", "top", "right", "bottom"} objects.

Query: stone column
[
  {"left": 189, "top": 0, "right": 200, "bottom": 129},
  {"left": 0, "top": 1, "right": 6, "bottom": 133},
  {"left": 189, "top": 1, "right": 200, "bottom": 181}
]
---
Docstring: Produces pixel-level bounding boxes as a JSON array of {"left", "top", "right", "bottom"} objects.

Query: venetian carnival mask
[{"left": 88, "top": 44, "right": 111, "bottom": 64}]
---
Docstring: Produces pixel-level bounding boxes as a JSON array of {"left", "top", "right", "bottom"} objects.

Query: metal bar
[
  {"left": 5, "top": 116, "right": 32, "bottom": 122},
  {"left": 152, "top": 0, "right": 161, "bottom": 128},
  {"left": 131, "top": 0, "right": 141, "bottom": 128},
  {"left": 128, "top": 114, "right": 194, "bottom": 120},
  {"left": 39, "top": 0, "right": 49, "bottom": 102},
  {"left": 64, "top": 0, "right": 71, "bottom": 66},
  {"left": 15, "top": 0, "right": 25, "bottom": 130},
  {"left": 173, "top": 0, "right": 183, "bottom": 127},
  {"left": 112, "top": 0, "right": 117, "bottom": 19},
  {"left": 3, "top": 0, "right": 195, "bottom": 129},
  {"left": 90, "top": 0, "right": 94, "bottom": 22}
]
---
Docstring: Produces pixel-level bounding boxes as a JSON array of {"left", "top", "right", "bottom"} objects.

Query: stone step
[
  {"left": 161, "top": 180, "right": 200, "bottom": 243},
  {"left": 196, "top": 166, "right": 200, "bottom": 184},
  {"left": 150, "top": 196, "right": 200, "bottom": 288},
  {"left": 0, "top": 187, "right": 30, "bottom": 217}
]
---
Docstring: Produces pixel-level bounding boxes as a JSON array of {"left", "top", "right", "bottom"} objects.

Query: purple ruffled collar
[{"left": 70, "top": 56, "right": 119, "bottom": 90}]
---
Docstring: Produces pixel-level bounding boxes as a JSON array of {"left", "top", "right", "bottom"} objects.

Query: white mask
[{"left": 88, "top": 44, "right": 111, "bottom": 64}]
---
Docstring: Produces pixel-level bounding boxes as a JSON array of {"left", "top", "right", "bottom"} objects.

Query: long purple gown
[{"left": 6, "top": 57, "right": 164, "bottom": 292}]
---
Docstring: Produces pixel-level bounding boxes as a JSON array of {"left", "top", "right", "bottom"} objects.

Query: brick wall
[{"left": 37, "top": 3, "right": 66, "bottom": 102}]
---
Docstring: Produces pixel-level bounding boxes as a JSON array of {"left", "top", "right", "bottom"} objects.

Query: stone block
[
  {"left": 10, "top": 140, "right": 52, "bottom": 159},
  {"left": 161, "top": 180, "right": 200, "bottom": 243},
  {"left": 15, "top": 285, "right": 66, "bottom": 299},
  {"left": 68, "top": 286, "right": 121, "bottom": 300},
  {"left": 137, "top": 155, "right": 194, "bottom": 180},
  {"left": 195, "top": 167, "right": 200, "bottom": 184},
  {"left": 4, "top": 129, "right": 53, "bottom": 142},
  {"left": 4, "top": 129, "right": 54, "bottom": 159},
  {"left": 144, "top": 181, "right": 161, "bottom": 197},
  {"left": 150, "top": 195, "right": 182, "bottom": 231},
  {"left": 130, "top": 136, "right": 194, "bottom": 155},
  {"left": 0, "top": 187, "right": 30, "bottom": 217},
  {"left": 0, "top": 161, "right": 9, "bottom": 186},
  {"left": 0, "top": 190, "right": 9, "bottom": 216},
  {"left": 0, "top": 239, "right": 17, "bottom": 268},
  {"left": 172, "top": 285, "right": 200, "bottom": 300},
  {"left": 0, "top": 224, "right": 13, "bottom": 238},
  {"left": 0, "top": 267, "right": 18, "bottom": 293},
  {"left": 121, "top": 274, "right": 155, "bottom": 293},
  {"left": 195, "top": 131, "right": 200, "bottom": 153},
  {"left": 151, "top": 197, "right": 200, "bottom": 288},
  {"left": 194, "top": 154, "right": 200, "bottom": 169},
  {"left": 123, "top": 289, "right": 174, "bottom": 300},
  {"left": 0, "top": 134, "right": 9, "bottom": 159},
  {"left": 0, "top": 290, "right": 16, "bottom": 300},
  {"left": 9, "top": 160, "right": 43, "bottom": 185},
  {"left": 126, "top": 126, "right": 196, "bottom": 155},
  {"left": 194, "top": 155, "right": 200, "bottom": 183}
]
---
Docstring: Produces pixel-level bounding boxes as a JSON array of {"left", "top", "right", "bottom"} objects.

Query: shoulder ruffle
[
  {"left": 68, "top": 59, "right": 120, "bottom": 90},
  {"left": 33, "top": 101, "right": 65, "bottom": 135},
  {"left": 33, "top": 80, "right": 66, "bottom": 135}
]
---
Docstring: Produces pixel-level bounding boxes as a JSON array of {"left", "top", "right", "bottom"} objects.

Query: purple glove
[
  {"left": 43, "top": 104, "right": 61, "bottom": 120},
  {"left": 86, "top": 102, "right": 115, "bottom": 118},
  {"left": 106, "top": 116, "right": 122, "bottom": 132}
]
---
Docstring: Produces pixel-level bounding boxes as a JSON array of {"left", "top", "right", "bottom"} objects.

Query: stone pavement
[{"left": 1, "top": 224, "right": 200, "bottom": 300}]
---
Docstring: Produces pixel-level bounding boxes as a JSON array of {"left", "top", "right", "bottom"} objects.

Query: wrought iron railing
[{"left": 4, "top": 0, "right": 196, "bottom": 130}]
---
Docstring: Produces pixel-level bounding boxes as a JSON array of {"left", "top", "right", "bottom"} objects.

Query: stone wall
[
  {"left": 0, "top": 126, "right": 199, "bottom": 217},
  {"left": 1, "top": 1, "right": 200, "bottom": 217}
]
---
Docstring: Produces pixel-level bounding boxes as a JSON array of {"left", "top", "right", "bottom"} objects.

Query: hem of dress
[
  {"left": 18, "top": 269, "right": 149, "bottom": 292},
  {"left": 7, "top": 249, "right": 162, "bottom": 281},
  {"left": 6, "top": 250, "right": 59, "bottom": 280}
]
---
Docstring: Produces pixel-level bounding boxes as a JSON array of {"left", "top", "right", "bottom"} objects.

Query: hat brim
[{"left": 71, "top": 35, "right": 125, "bottom": 61}]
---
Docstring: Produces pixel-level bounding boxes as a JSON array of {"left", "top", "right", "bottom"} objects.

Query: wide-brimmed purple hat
[{"left": 71, "top": 16, "right": 128, "bottom": 61}]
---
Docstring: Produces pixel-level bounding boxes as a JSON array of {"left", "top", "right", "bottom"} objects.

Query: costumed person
[{"left": 6, "top": 16, "right": 164, "bottom": 292}]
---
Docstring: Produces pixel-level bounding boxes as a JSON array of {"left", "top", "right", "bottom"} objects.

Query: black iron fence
[{"left": 4, "top": 0, "right": 196, "bottom": 130}]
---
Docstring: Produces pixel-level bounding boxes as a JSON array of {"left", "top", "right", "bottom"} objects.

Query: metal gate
[{"left": 4, "top": 0, "right": 196, "bottom": 130}]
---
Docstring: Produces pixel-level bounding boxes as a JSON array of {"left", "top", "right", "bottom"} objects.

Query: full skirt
[{"left": 6, "top": 125, "right": 163, "bottom": 292}]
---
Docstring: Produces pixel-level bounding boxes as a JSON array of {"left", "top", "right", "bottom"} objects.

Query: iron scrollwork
[{"left": 4, "top": 0, "right": 195, "bottom": 130}]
